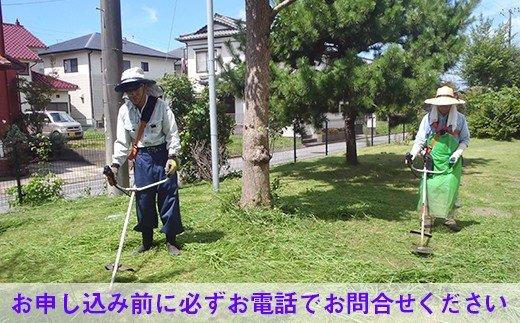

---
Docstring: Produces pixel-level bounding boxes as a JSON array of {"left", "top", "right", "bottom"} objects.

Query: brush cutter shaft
[
  {"left": 114, "top": 177, "right": 170, "bottom": 193},
  {"left": 110, "top": 191, "right": 136, "bottom": 290},
  {"left": 420, "top": 167, "right": 428, "bottom": 245},
  {"left": 411, "top": 165, "right": 448, "bottom": 175}
]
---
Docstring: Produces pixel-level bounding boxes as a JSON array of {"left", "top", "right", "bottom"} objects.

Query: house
[
  {"left": 2, "top": 20, "right": 80, "bottom": 120},
  {"left": 176, "top": 13, "right": 246, "bottom": 130},
  {"left": 38, "top": 33, "right": 180, "bottom": 127}
]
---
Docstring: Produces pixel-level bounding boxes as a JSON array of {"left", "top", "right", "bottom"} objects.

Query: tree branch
[{"left": 271, "top": 0, "right": 298, "bottom": 22}]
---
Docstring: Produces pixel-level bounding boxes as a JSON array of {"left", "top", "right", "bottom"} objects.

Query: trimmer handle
[{"left": 103, "top": 165, "right": 117, "bottom": 186}]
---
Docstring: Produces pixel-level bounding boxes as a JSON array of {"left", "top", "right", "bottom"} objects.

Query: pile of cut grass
[{"left": 0, "top": 139, "right": 518, "bottom": 283}]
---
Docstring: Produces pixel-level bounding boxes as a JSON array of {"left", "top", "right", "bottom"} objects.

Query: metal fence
[
  {"left": 0, "top": 129, "right": 107, "bottom": 212},
  {"left": 0, "top": 128, "right": 408, "bottom": 213}
]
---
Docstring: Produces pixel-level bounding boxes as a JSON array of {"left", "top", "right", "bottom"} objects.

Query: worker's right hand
[
  {"left": 103, "top": 164, "right": 119, "bottom": 186},
  {"left": 110, "top": 164, "right": 119, "bottom": 177},
  {"left": 404, "top": 152, "right": 414, "bottom": 165}
]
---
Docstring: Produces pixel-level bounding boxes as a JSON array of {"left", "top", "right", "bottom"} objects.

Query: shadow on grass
[
  {"left": 178, "top": 230, "right": 225, "bottom": 245},
  {"left": 271, "top": 152, "right": 492, "bottom": 223},
  {"left": 461, "top": 157, "right": 493, "bottom": 175}
]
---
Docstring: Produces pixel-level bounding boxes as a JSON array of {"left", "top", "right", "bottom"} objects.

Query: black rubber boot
[
  {"left": 166, "top": 234, "right": 181, "bottom": 256},
  {"left": 133, "top": 230, "right": 153, "bottom": 255}
]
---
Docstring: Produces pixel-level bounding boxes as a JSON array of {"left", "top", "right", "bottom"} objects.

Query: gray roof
[
  {"left": 38, "top": 33, "right": 178, "bottom": 59},
  {"left": 177, "top": 13, "right": 242, "bottom": 42},
  {"left": 168, "top": 46, "right": 186, "bottom": 59}
]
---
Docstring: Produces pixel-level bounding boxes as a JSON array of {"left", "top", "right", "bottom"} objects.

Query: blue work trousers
[{"left": 133, "top": 144, "right": 184, "bottom": 236}]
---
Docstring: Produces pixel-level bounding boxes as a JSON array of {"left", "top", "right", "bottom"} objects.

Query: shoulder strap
[
  {"left": 141, "top": 96, "right": 158, "bottom": 123},
  {"left": 128, "top": 96, "right": 158, "bottom": 160}
]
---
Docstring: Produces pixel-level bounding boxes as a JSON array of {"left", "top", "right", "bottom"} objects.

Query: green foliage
[
  {"left": 465, "top": 86, "right": 520, "bottom": 140},
  {"left": 159, "top": 74, "right": 235, "bottom": 182},
  {"left": 3, "top": 125, "right": 31, "bottom": 173},
  {"left": 17, "top": 76, "right": 57, "bottom": 134},
  {"left": 29, "top": 134, "right": 53, "bottom": 162},
  {"left": 270, "top": 0, "right": 479, "bottom": 163},
  {"left": 6, "top": 172, "right": 64, "bottom": 207},
  {"left": 159, "top": 74, "right": 196, "bottom": 127},
  {"left": 460, "top": 16, "right": 520, "bottom": 89}
]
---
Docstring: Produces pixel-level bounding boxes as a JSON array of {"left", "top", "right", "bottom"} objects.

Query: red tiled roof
[
  {"left": 3, "top": 20, "right": 46, "bottom": 61},
  {"left": 31, "top": 71, "right": 79, "bottom": 90}
]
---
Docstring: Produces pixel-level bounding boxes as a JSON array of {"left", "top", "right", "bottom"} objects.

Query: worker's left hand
[
  {"left": 165, "top": 156, "right": 180, "bottom": 177},
  {"left": 448, "top": 156, "right": 458, "bottom": 168}
]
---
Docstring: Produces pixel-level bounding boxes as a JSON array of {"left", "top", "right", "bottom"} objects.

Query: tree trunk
[
  {"left": 239, "top": 0, "right": 272, "bottom": 208},
  {"left": 344, "top": 109, "right": 359, "bottom": 165}
]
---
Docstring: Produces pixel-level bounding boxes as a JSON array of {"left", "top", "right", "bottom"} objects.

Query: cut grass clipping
[{"left": 0, "top": 138, "right": 518, "bottom": 283}]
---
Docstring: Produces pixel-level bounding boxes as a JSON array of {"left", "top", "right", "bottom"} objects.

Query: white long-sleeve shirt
[{"left": 112, "top": 96, "right": 181, "bottom": 166}]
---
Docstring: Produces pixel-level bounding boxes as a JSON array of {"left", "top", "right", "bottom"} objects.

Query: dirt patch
[{"left": 472, "top": 207, "right": 511, "bottom": 218}]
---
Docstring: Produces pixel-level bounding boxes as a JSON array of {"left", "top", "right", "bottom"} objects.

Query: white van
[{"left": 26, "top": 111, "right": 83, "bottom": 139}]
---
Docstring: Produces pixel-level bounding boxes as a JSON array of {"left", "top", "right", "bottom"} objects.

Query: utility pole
[
  {"left": 207, "top": 0, "right": 219, "bottom": 192},
  {"left": 100, "top": 0, "right": 127, "bottom": 193},
  {"left": 501, "top": 8, "right": 520, "bottom": 46}
]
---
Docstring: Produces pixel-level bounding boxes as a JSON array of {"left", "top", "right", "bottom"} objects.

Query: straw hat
[
  {"left": 114, "top": 67, "right": 156, "bottom": 93},
  {"left": 424, "top": 86, "right": 465, "bottom": 105}
]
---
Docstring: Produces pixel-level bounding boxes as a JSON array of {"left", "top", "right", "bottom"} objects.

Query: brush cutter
[
  {"left": 103, "top": 165, "right": 171, "bottom": 289},
  {"left": 405, "top": 154, "right": 448, "bottom": 255}
]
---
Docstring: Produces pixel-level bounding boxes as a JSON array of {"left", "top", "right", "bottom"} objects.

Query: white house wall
[
  {"left": 42, "top": 51, "right": 176, "bottom": 127},
  {"left": 184, "top": 37, "right": 245, "bottom": 132},
  {"left": 185, "top": 37, "right": 241, "bottom": 91}
]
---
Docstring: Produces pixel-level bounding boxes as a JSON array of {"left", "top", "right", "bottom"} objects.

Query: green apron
[{"left": 417, "top": 133, "right": 462, "bottom": 218}]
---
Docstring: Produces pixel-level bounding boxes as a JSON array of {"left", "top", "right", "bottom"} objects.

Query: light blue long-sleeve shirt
[
  {"left": 112, "top": 96, "right": 181, "bottom": 166},
  {"left": 414, "top": 111, "right": 470, "bottom": 149}
]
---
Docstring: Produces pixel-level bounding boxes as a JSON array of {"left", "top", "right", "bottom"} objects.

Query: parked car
[{"left": 25, "top": 110, "right": 83, "bottom": 139}]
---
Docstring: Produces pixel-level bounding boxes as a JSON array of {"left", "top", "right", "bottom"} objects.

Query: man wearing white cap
[
  {"left": 111, "top": 67, "right": 183, "bottom": 256},
  {"left": 405, "top": 85, "right": 470, "bottom": 232}
]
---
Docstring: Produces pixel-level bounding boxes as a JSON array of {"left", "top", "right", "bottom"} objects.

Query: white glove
[
  {"left": 449, "top": 143, "right": 467, "bottom": 167},
  {"left": 405, "top": 143, "right": 423, "bottom": 165}
]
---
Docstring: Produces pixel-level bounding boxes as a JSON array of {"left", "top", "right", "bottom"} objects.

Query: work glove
[
  {"left": 448, "top": 143, "right": 467, "bottom": 168},
  {"left": 165, "top": 156, "right": 180, "bottom": 177},
  {"left": 103, "top": 164, "right": 119, "bottom": 186},
  {"left": 110, "top": 164, "right": 119, "bottom": 177},
  {"left": 405, "top": 143, "right": 422, "bottom": 165},
  {"left": 404, "top": 152, "right": 413, "bottom": 165}
]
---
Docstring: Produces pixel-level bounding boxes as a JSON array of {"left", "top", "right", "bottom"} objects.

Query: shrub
[
  {"left": 29, "top": 133, "right": 53, "bottom": 162},
  {"left": 465, "top": 87, "right": 520, "bottom": 140},
  {"left": 159, "top": 74, "right": 235, "bottom": 182},
  {"left": 6, "top": 172, "right": 64, "bottom": 207}
]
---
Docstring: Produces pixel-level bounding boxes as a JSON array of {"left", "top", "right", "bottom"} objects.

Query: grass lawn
[
  {"left": 66, "top": 129, "right": 105, "bottom": 150},
  {"left": 228, "top": 134, "right": 304, "bottom": 157},
  {"left": 0, "top": 139, "right": 518, "bottom": 283}
]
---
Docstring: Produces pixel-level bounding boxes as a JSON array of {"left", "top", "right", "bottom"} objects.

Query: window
[
  {"left": 123, "top": 60, "right": 131, "bottom": 70},
  {"left": 195, "top": 50, "right": 220, "bottom": 74},
  {"left": 141, "top": 62, "right": 149, "bottom": 71},
  {"left": 64, "top": 58, "right": 78, "bottom": 73},
  {"left": 196, "top": 51, "right": 207, "bottom": 73}
]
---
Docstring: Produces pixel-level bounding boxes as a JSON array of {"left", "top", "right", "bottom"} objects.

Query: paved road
[
  {"left": 229, "top": 133, "right": 405, "bottom": 171},
  {"left": 0, "top": 133, "right": 406, "bottom": 213}
]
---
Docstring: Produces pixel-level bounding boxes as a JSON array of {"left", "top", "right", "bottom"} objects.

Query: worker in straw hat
[
  {"left": 110, "top": 67, "right": 184, "bottom": 256},
  {"left": 405, "top": 85, "right": 470, "bottom": 232}
]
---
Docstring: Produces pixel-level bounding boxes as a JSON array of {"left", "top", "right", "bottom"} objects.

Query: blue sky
[
  {"left": 2, "top": 0, "right": 519, "bottom": 53},
  {"left": 2, "top": 0, "right": 246, "bottom": 52}
]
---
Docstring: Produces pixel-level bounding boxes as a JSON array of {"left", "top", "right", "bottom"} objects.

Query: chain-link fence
[
  {"left": 0, "top": 127, "right": 408, "bottom": 213},
  {"left": 0, "top": 129, "right": 107, "bottom": 212}
]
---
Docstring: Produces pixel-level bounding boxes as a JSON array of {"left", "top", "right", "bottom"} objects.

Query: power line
[
  {"left": 3, "top": 0, "right": 68, "bottom": 6},
  {"left": 500, "top": 7, "right": 520, "bottom": 46}
]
